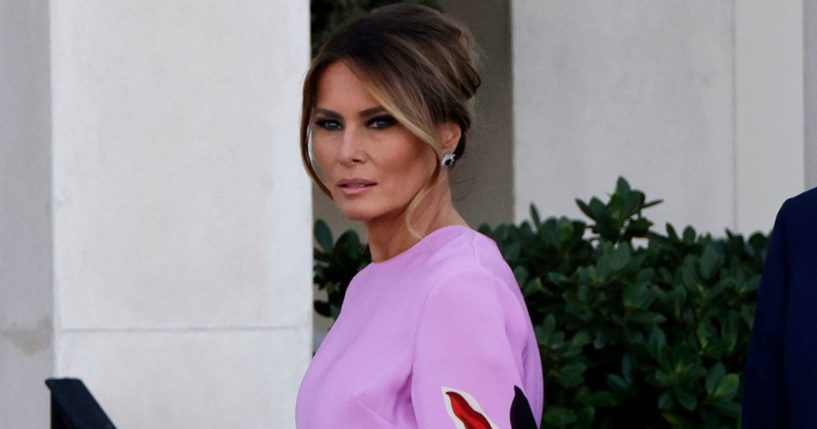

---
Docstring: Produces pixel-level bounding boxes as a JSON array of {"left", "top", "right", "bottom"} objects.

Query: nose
[{"left": 337, "top": 126, "right": 365, "bottom": 165}]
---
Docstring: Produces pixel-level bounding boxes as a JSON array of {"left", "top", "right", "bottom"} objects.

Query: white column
[
  {"left": 2, "top": 1, "right": 313, "bottom": 427},
  {"left": 511, "top": 0, "right": 735, "bottom": 234},
  {"left": 735, "top": 0, "right": 805, "bottom": 231},
  {"left": 0, "top": 1, "right": 53, "bottom": 428}
]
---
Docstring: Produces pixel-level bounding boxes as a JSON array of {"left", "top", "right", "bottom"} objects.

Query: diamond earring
[{"left": 441, "top": 153, "right": 456, "bottom": 167}]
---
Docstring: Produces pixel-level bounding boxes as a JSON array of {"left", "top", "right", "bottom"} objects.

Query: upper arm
[{"left": 411, "top": 269, "right": 534, "bottom": 428}]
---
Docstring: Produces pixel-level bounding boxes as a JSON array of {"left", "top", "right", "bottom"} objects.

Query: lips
[
  {"left": 337, "top": 178, "right": 377, "bottom": 196},
  {"left": 337, "top": 178, "right": 377, "bottom": 188}
]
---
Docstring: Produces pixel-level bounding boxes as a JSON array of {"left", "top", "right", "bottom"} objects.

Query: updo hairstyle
[{"left": 300, "top": 3, "right": 481, "bottom": 232}]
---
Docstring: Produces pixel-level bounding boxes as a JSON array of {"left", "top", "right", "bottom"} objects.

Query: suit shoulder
[
  {"left": 779, "top": 186, "right": 817, "bottom": 223},
  {"left": 777, "top": 187, "right": 817, "bottom": 240},
  {"left": 783, "top": 186, "right": 817, "bottom": 214}
]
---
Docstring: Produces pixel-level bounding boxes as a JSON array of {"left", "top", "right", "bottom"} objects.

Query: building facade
[{"left": 2, "top": 1, "right": 815, "bottom": 427}]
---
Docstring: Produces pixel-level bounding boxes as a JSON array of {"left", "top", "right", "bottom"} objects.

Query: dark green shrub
[{"left": 312, "top": 178, "right": 768, "bottom": 428}]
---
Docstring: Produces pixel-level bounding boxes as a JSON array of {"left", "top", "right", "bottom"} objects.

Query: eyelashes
[
  {"left": 314, "top": 118, "right": 342, "bottom": 131},
  {"left": 368, "top": 115, "right": 396, "bottom": 129},
  {"left": 313, "top": 115, "right": 397, "bottom": 131}
]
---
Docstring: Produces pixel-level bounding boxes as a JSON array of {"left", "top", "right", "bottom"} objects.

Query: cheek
[
  {"left": 310, "top": 137, "right": 336, "bottom": 177},
  {"left": 379, "top": 139, "right": 437, "bottom": 191}
]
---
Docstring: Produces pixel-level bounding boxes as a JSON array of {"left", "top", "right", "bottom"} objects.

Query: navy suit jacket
[{"left": 743, "top": 187, "right": 817, "bottom": 428}]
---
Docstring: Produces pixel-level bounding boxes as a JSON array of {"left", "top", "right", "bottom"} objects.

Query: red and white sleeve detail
[{"left": 442, "top": 386, "right": 499, "bottom": 429}]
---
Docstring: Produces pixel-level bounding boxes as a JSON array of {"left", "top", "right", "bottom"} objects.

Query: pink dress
[{"left": 295, "top": 225, "right": 544, "bottom": 428}]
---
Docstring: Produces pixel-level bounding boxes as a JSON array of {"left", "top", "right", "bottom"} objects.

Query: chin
[
  {"left": 337, "top": 205, "right": 379, "bottom": 222},
  {"left": 342, "top": 211, "right": 371, "bottom": 221},
  {"left": 336, "top": 201, "right": 398, "bottom": 224}
]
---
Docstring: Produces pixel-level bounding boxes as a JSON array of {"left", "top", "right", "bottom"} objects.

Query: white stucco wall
[
  {"left": 512, "top": 1, "right": 737, "bottom": 234},
  {"left": 735, "top": 0, "right": 805, "bottom": 231},
  {"left": 0, "top": 1, "right": 53, "bottom": 428},
  {"left": 50, "top": 1, "right": 311, "bottom": 427},
  {"left": 805, "top": 0, "right": 817, "bottom": 190},
  {"left": 512, "top": 0, "right": 807, "bottom": 235}
]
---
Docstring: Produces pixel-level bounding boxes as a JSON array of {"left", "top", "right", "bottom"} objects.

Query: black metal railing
[{"left": 45, "top": 378, "right": 116, "bottom": 429}]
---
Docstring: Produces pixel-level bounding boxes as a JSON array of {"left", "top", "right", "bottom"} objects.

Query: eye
[
  {"left": 368, "top": 115, "right": 396, "bottom": 130},
  {"left": 314, "top": 118, "right": 342, "bottom": 131}
]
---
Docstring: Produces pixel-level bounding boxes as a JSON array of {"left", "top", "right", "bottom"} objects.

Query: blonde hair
[{"left": 300, "top": 4, "right": 481, "bottom": 237}]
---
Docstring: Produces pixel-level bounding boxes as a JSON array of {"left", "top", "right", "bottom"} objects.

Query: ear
[{"left": 438, "top": 122, "right": 462, "bottom": 154}]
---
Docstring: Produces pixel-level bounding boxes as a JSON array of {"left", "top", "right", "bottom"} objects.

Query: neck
[{"left": 365, "top": 177, "right": 467, "bottom": 262}]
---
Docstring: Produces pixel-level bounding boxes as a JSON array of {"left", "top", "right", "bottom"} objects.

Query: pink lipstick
[{"left": 337, "top": 178, "right": 377, "bottom": 196}]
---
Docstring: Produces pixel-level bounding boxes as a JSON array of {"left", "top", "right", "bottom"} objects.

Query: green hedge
[{"left": 312, "top": 178, "right": 768, "bottom": 428}]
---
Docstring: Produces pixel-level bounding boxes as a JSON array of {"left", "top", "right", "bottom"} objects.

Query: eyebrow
[{"left": 314, "top": 106, "right": 388, "bottom": 119}]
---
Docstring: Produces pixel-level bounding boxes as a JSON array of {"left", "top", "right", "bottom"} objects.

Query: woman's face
[{"left": 311, "top": 61, "right": 438, "bottom": 222}]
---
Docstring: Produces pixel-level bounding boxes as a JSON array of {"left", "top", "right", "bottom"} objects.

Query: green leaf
[
  {"left": 314, "top": 219, "right": 334, "bottom": 253},
  {"left": 610, "top": 243, "right": 631, "bottom": 271},
  {"left": 547, "top": 272, "right": 570, "bottom": 285},
  {"left": 711, "top": 374, "right": 739, "bottom": 399},
  {"left": 643, "top": 198, "right": 663, "bottom": 209},
  {"left": 683, "top": 226, "right": 697, "bottom": 242},
  {"left": 608, "top": 193, "right": 626, "bottom": 222},
  {"left": 622, "top": 354, "right": 634, "bottom": 383},
  {"left": 513, "top": 265, "right": 529, "bottom": 287},
  {"left": 521, "top": 278, "right": 543, "bottom": 296},
  {"left": 476, "top": 223, "right": 492, "bottom": 235},
  {"left": 666, "top": 223, "right": 680, "bottom": 241},
  {"left": 555, "top": 362, "right": 587, "bottom": 387},
  {"left": 658, "top": 390, "right": 674, "bottom": 410},
  {"left": 654, "top": 368, "right": 676, "bottom": 387},
  {"left": 593, "top": 334, "right": 607, "bottom": 349},
  {"left": 544, "top": 314, "right": 556, "bottom": 335},
  {"left": 649, "top": 327, "right": 667, "bottom": 350},
  {"left": 697, "top": 322, "right": 713, "bottom": 350},
  {"left": 589, "top": 197, "right": 619, "bottom": 241},
  {"left": 575, "top": 405, "right": 596, "bottom": 427},
  {"left": 680, "top": 264, "right": 697, "bottom": 287},
  {"left": 700, "top": 244, "right": 724, "bottom": 280},
  {"left": 576, "top": 198, "right": 594, "bottom": 220},
  {"left": 313, "top": 300, "right": 331, "bottom": 317},
  {"left": 636, "top": 268, "right": 655, "bottom": 283},
  {"left": 543, "top": 405, "right": 578, "bottom": 426},
  {"left": 708, "top": 397, "right": 741, "bottom": 417},
  {"left": 629, "top": 311, "right": 666, "bottom": 325},
  {"left": 674, "top": 387, "right": 698, "bottom": 410},
  {"left": 624, "top": 191, "right": 644, "bottom": 216},
  {"left": 623, "top": 283, "right": 653, "bottom": 309},
  {"left": 647, "top": 327, "right": 670, "bottom": 366},
  {"left": 607, "top": 374, "right": 630, "bottom": 392},
  {"left": 616, "top": 176, "right": 632, "bottom": 194},
  {"left": 583, "top": 390, "right": 617, "bottom": 407},
  {"left": 705, "top": 363, "right": 726, "bottom": 395},
  {"left": 530, "top": 204, "right": 542, "bottom": 229},
  {"left": 627, "top": 217, "right": 653, "bottom": 237},
  {"left": 504, "top": 241, "right": 521, "bottom": 261},
  {"left": 558, "top": 221, "right": 575, "bottom": 245},
  {"left": 662, "top": 411, "right": 694, "bottom": 428},
  {"left": 569, "top": 330, "right": 592, "bottom": 348}
]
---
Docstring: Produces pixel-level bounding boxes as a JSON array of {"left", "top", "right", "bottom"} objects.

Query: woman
[{"left": 295, "top": 4, "right": 544, "bottom": 428}]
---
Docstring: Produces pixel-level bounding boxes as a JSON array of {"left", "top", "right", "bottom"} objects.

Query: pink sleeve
[{"left": 411, "top": 269, "right": 531, "bottom": 429}]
